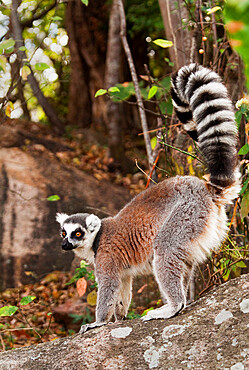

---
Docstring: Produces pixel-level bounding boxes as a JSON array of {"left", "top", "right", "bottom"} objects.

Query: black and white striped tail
[{"left": 171, "top": 63, "right": 238, "bottom": 188}]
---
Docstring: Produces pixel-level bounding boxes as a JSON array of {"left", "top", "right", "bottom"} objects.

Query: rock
[
  {"left": 52, "top": 299, "right": 95, "bottom": 330},
  {"left": 0, "top": 273, "right": 249, "bottom": 369},
  {"left": 0, "top": 126, "right": 24, "bottom": 147},
  {"left": 0, "top": 146, "right": 130, "bottom": 289}
]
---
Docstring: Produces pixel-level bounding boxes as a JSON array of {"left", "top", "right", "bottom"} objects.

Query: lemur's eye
[
  {"left": 62, "top": 231, "right": 66, "bottom": 238},
  {"left": 76, "top": 231, "right": 82, "bottom": 238}
]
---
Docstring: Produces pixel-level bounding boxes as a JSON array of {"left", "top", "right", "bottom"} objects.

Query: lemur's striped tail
[{"left": 171, "top": 63, "right": 239, "bottom": 189}]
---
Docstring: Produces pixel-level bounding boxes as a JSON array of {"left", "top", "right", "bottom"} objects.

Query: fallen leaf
[
  {"left": 137, "top": 284, "right": 148, "bottom": 294},
  {"left": 76, "top": 277, "right": 87, "bottom": 297},
  {"left": 87, "top": 290, "right": 97, "bottom": 306}
]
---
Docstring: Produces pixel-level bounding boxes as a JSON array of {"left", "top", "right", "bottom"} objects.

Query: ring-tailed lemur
[{"left": 56, "top": 64, "right": 240, "bottom": 334}]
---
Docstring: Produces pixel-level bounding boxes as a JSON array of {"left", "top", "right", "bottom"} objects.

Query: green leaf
[
  {"left": 235, "top": 261, "right": 247, "bottom": 268},
  {"left": 95, "top": 89, "right": 107, "bottom": 97},
  {"left": 153, "top": 39, "right": 173, "bottom": 48},
  {"left": 20, "top": 296, "right": 36, "bottom": 306},
  {"left": 164, "top": 57, "right": 174, "bottom": 67},
  {"left": 240, "top": 176, "right": 249, "bottom": 195},
  {"left": 35, "top": 62, "right": 50, "bottom": 71},
  {"left": 241, "top": 190, "right": 249, "bottom": 219},
  {"left": 151, "top": 136, "right": 157, "bottom": 150},
  {"left": 148, "top": 86, "right": 158, "bottom": 99},
  {"left": 235, "top": 110, "right": 242, "bottom": 127},
  {"left": 0, "top": 39, "right": 15, "bottom": 53},
  {"left": 108, "top": 86, "right": 120, "bottom": 93},
  {"left": 81, "top": 0, "right": 89, "bottom": 5},
  {"left": 238, "top": 143, "right": 249, "bottom": 155},
  {"left": 51, "top": 16, "right": 63, "bottom": 21},
  {"left": 18, "top": 46, "right": 27, "bottom": 51},
  {"left": 141, "top": 307, "right": 154, "bottom": 317},
  {"left": 47, "top": 195, "right": 60, "bottom": 202},
  {"left": 0, "top": 305, "right": 18, "bottom": 316}
]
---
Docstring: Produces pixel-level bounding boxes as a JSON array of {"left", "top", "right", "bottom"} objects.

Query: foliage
[
  {"left": 0, "top": 271, "right": 160, "bottom": 351},
  {"left": 224, "top": 0, "right": 249, "bottom": 90},
  {"left": 0, "top": 0, "right": 69, "bottom": 122},
  {"left": 67, "top": 260, "right": 97, "bottom": 289},
  {"left": 0, "top": 296, "right": 36, "bottom": 318},
  {"left": 125, "top": 0, "right": 164, "bottom": 38}
]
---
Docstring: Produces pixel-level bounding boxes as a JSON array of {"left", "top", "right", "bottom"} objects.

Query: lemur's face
[
  {"left": 56, "top": 213, "right": 101, "bottom": 252},
  {"left": 60, "top": 223, "right": 85, "bottom": 251}
]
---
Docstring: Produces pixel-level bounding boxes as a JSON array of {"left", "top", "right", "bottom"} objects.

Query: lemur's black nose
[{"left": 62, "top": 238, "right": 75, "bottom": 251}]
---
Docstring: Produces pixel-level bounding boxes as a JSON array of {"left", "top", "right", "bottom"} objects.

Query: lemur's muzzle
[{"left": 62, "top": 238, "right": 76, "bottom": 251}]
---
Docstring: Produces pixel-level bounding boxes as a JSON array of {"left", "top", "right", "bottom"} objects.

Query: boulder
[{"left": 0, "top": 273, "right": 248, "bottom": 369}]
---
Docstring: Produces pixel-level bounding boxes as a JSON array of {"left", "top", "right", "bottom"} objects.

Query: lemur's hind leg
[
  {"left": 142, "top": 249, "right": 190, "bottom": 321},
  {"left": 115, "top": 276, "right": 133, "bottom": 320},
  {"left": 183, "top": 262, "right": 196, "bottom": 303},
  {"left": 142, "top": 197, "right": 206, "bottom": 322}
]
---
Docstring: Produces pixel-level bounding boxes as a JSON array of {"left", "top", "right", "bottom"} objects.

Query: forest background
[{"left": 0, "top": 0, "right": 249, "bottom": 351}]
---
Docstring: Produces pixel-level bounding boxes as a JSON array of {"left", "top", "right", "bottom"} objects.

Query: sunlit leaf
[
  {"left": 0, "top": 305, "right": 18, "bottom": 316},
  {"left": 52, "top": 16, "right": 63, "bottom": 21},
  {"left": 148, "top": 85, "right": 158, "bottom": 99},
  {"left": 35, "top": 62, "right": 50, "bottom": 71},
  {"left": 108, "top": 86, "right": 120, "bottom": 93},
  {"left": 47, "top": 195, "right": 60, "bottom": 201},
  {"left": 151, "top": 136, "right": 157, "bottom": 150},
  {"left": 20, "top": 296, "right": 36, "bottom": 306},
  {"left": 81, "top": 0, "right": 89, "bottom": 5},
  {"left": 95, "top": 89, "right": 107, "bottom": 97},
  {"left": 207, "top": 6, "right": 222, "bottom": 15},
  {"left": 153, "top": 39, "right": 173, "bottom": 48},
  {"left": 0, "top": 39, "right": 15, "bottom": 53}
]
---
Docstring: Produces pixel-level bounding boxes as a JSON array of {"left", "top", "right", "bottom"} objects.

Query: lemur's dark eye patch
[
  {"left": 71, "top": 228, "right": 84, "bottom": 240},
  {"left": 61, "top": 230, "right": 66, "bottom": 238}
]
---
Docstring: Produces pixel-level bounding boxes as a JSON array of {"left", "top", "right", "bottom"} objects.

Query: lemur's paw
[
  {"left": 141, "top": 303, "right": 184, "bottom": 321},
  {"left": 79, "top": 321, "right": 106, "bottom": 334}
]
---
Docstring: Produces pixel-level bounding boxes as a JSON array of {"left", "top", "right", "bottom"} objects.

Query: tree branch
[
  {"left": 21, "top": 1, "right": 58, "bottom": 29},
  {"left": 117, "top": 0, "right": 153, "bottom": 170}
]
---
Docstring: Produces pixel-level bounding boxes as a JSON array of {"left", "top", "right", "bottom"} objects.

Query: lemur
[{"left": 56, "top": 64, "right": 241, "bottom": 334}]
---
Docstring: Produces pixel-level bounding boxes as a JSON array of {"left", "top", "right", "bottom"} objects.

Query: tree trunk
[
  {"left": 104, "top": 0, "right": 132, "bottom": 173},
  {"left": 158, "top": 0, "right": 194, "bottom": 69},
  {"left": 66, "top": 0, "right": 108, "bottom": 129}
]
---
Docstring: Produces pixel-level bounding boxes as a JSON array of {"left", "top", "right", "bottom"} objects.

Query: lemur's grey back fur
[{"left": 171, "top": 63, "right": 238, "bottom": 187}]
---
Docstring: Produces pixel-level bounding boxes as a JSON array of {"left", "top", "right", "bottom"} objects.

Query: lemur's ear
[
  {"left": 56, "top": 213, "right": 69, "bottom": 226},
  {"left": 86, "top": 214, "right": 101, "bottom": 232}
]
